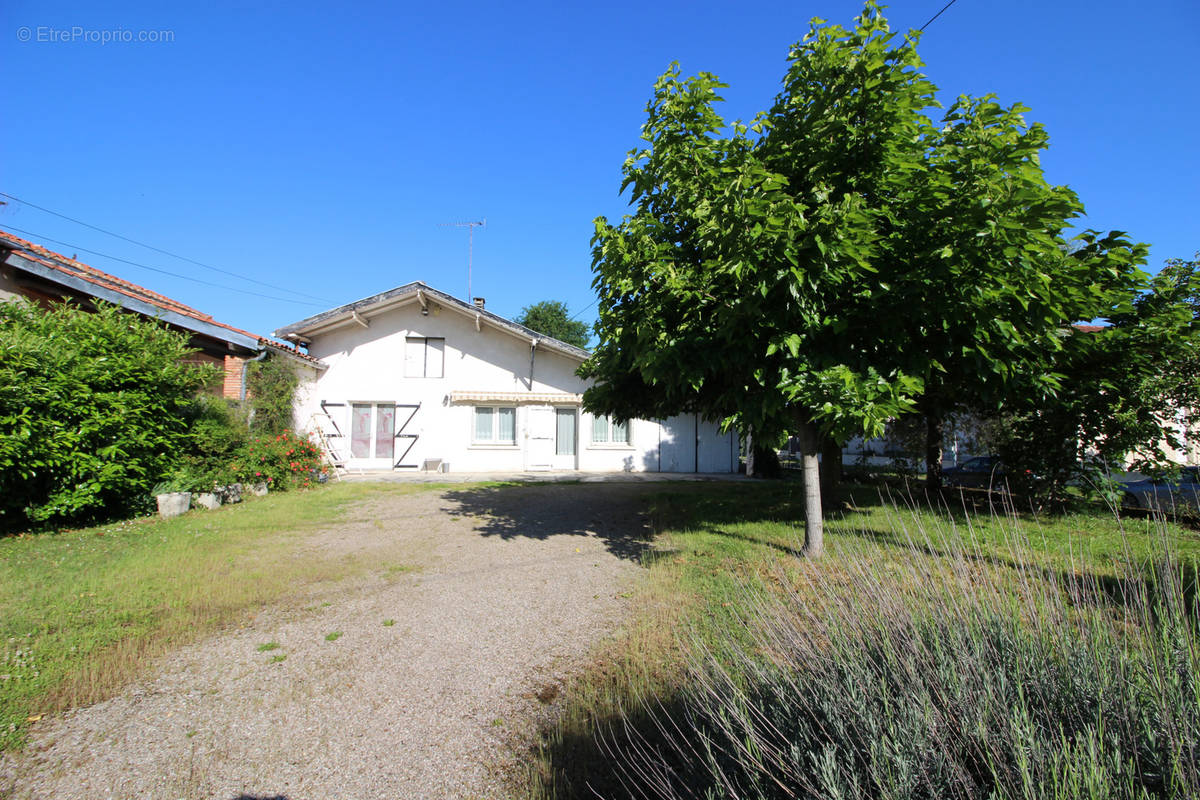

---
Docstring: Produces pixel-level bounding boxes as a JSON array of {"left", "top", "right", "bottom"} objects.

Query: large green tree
[
  {"left": 515, "top": 300, "right": 591, "bottom": 349},
  {"left": 581, "top": 2, "right": 1142, "bottom": 554},
  {"left": 582, "top": 5, "right": 933, "bottom": 556}
]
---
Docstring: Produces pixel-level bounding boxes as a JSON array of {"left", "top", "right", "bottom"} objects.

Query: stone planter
[
  {"left": 218, "top": 483, "right": 243, "bottom": 504},
  {"left": 156, "top": 492, "right": 191, "bottom": 519},
  {"left": 193, "top": 492, "right": 222, "bottom": 510},
  {"left": 251, "top": 482, "right": 269, "bottom": 497}
]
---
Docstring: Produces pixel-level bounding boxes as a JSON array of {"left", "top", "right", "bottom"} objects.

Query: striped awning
[{"left": 448, "top": 391, "right": 582, "bottom": 405}]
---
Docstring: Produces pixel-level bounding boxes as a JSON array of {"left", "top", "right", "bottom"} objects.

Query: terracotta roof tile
[{"left": 0, "top": 228, "right": 318, "bottom": 364}]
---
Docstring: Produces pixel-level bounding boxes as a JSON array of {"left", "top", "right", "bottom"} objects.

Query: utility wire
[
  {"left": 0, "top": 191, "right": 328, "bottom": 303},
  {"left": 920, "top": 0, "right": 960, "bottom": 31},
  {"left": 569, "top": 298, "right": 598, "bottom": 321},
  {"left": 1, "top": 224, "right": 323, "bottom": 307}
]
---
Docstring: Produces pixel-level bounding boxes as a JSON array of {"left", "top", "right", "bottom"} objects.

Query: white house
[{"left": 274, "top": 282, "right": 738, "bottom": 474}]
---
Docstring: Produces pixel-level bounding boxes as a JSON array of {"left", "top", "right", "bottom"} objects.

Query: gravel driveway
[{"left": 1, "top": 482, "right": 656, "bottom": 799}]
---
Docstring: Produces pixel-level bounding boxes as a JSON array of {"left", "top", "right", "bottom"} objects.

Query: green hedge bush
[{"left": 0, "top": 300, "right": 215, "bottom": 530}]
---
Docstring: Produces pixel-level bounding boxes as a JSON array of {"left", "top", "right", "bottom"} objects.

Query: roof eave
[
  {"left": 3, "top": 250, "right": 261, "bottom": 351},
  {"left": 274, "top": 281, "right": 592, "bottom": 362}
]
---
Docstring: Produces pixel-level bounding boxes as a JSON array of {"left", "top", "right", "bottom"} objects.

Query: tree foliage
[
  {"left": 246, "top": 354, "right": 299, "bottom": 436},
  {"left": 515, "top": 300, "right": 591, "bottom": 349},
  {"left": 0, "top": 300, "right": 215, "bottom": 529},
  {"left": 986, "top": 254, "right": 1200, "bottom": 503},
  {"left": 582, "top": 2, "right": 1151, "bottom": 542}
]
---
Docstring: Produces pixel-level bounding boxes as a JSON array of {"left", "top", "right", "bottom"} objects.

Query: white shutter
[
  {"left": 405, "top": 337, "right": 425, "bottom": 377},
  {"left": 426, "top": 338, "right": 445, "bottom": 378}
]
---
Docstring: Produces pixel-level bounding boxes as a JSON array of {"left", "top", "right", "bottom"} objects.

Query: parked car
[
  {"left": 942, "top": 455, "right": 1005, "bottom": 489},
  {"left": 1120, "top": 467, "right": 1200, "bottom": 514}
]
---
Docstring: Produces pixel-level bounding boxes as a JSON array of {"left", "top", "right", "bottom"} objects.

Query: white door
[
  {"left": 553, "top": 407, "right": 578, "bottom": 470},
  {"left": 525, "top": 406, "right": 554, "bottom": 471},
  {"left": 348, "top": 402, "right": 396, "bottom": 470}
]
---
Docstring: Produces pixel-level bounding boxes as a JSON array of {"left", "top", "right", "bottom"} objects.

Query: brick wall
[{"left": 223, "top": 355, "right": 247, "bottom": 399}]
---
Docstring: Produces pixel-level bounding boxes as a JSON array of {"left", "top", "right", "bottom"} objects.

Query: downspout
[
  {"left": 240, "top": 348, "right": 270, "bottom": 404},
  {"left": 694, "top": 413, "right": 700, "bottom": 473},
  {"left": 529, "top": 338, "right": 539, "bottom": 390}
]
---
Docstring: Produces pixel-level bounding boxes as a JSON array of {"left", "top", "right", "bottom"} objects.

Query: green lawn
[{"left": 0, "top": 481, "right": 422, "bottom": 750}]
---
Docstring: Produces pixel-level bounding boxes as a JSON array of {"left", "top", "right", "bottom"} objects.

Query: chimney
[{"left": 473, "top": 297, "right": 486, "bottom": 310}]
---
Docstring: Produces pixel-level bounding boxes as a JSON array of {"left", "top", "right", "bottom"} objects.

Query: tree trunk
[
  {"left": 820, "top": 436, "right": 842, "bottom": 497},
  {"left": 796, "top": 419, "right": 824, "bottom": 558},
  {"left": 925, "top": 413, "right": 944, "bottom": 490},
  {"left": 752, "top": 445, "right": 782, "bottom": 478}
]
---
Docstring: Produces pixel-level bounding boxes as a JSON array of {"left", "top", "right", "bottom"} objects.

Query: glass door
[
  {"left": 349, "top": 403, "right": 396, "bottom": 469},
  {"left": 553, "top": 408, "right": 577, "bottom": 470}
]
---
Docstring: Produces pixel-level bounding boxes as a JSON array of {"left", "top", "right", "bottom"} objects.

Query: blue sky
[{"left": 2, "top": 0, "right": 1197, "bottom": 344}]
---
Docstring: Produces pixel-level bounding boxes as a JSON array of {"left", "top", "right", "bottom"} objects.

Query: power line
[
  {"left": 569, "top": 298, "right": 598, "bottom": 321},
  {"left": 0, "top": 224, "right": 323, "bottom": 307},
  {"left": 920, "top": 0, "right": 960, "bottom": 31},
  {"left": 0, "top": 191, "right": 328, "bottom": 303}
]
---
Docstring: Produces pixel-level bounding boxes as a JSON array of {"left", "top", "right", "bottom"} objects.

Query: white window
[
  {"left": 474, "top": 406, "right": 516, "bottom": 444},
  {"left": 591, "top": 414, "right": 629, "bottom": 445},
  {"left": 405, "top": 337, "right": 445, "bottom": 378}
]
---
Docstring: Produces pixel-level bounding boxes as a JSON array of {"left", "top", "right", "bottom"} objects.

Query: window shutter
[
  {"left": 426, "top": 338, "right": 445, "bottom": 378},
  {"left": 405, "top": 337, "right": 425, "bottom": 377}
]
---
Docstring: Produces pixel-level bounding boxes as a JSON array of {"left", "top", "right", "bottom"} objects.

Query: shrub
[
  {"left": 245, "top": 355, "right": 299, "bottom": 436},
  {"left": 0, "top": 300, "right": 215, "bottom": 530},
  {"left": 157, "top": 394, "right": 251, "bottom": 493},
  {"left": 232, "top": 430, "right": 326, "bottom": 491},
  {"left": 592, "top": 534, "right": 1200, "bottom": 799}
]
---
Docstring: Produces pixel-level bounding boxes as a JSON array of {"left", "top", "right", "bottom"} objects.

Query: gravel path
[{"left": 1, "top": 483, "right": 655, "bottom": 799}]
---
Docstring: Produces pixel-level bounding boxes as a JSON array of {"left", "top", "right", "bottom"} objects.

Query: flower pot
[{"left": 156, "top": 492, "right": 191, "bottom": 519}]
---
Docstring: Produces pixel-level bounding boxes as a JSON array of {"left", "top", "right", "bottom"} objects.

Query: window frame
[
  {"left": 589, "top": 414, "right": 631, "bottom": 448},
  {"left": 471, "top": 405, "right": 517, "bottom": 446}
]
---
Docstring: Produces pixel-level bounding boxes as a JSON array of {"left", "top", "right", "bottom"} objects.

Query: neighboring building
[
  {"left": 0, "top": 229, "right": 319, "bottom": 397},
  {"left": 275, "top": 282, "right": 738, "bottom": 473}
]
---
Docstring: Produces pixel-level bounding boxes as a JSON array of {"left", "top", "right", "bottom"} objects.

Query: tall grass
[{"left": 534, "top": 487, "right": 1200, "bottom": 799}]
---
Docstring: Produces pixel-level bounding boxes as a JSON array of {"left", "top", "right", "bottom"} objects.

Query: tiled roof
[{"left": 0, "top": 228, "right": 318, "bottom": 364}]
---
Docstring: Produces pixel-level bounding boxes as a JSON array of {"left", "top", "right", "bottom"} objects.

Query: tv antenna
[{"left": 439, "top": 219, "right": 486, "bottom": 302}]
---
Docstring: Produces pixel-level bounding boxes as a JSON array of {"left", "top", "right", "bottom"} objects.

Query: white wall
[{"left": 295, "top": 296, "right": 737, "bottom": 473}]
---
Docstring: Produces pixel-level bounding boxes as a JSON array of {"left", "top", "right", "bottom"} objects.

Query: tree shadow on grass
[
  {"left": 438, "top": 482, "right": 662, "bottom": 562},
  {"left": 533, "top": 694, "right": 708, "bottom": 800}
]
